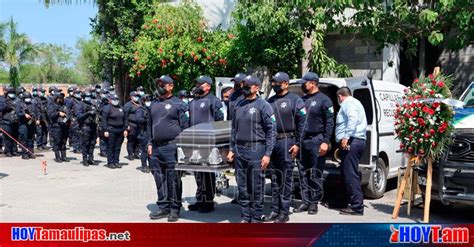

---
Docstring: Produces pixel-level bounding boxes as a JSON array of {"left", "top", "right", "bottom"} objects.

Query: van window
[{"left": 353, "top": 88, "right": 373, "bottom": 125}]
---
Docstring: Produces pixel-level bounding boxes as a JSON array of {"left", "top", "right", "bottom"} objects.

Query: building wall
[{"left": 438, "top": 45, "right": 473, "bottom": 96}]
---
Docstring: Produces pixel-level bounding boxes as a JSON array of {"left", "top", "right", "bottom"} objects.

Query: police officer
[
  {"left": 66, "top": 87, "right": 81, "bottom": 153},
  {"left": 136, "top": 86, "right": 146, "bottom": 98},
  {"left": 0, "top": 87, "right": 19, "bottom": 157},
  {"left": 34, "top": 87, "right": 49, "bottom": 150},
  {"left": 294, "top": 72, "right": 334, "bottom": 215},
  {"left": 0, "top": 87, "right": 5, "bottom": 153},
  {"left": 47, "top": 90, "right": 70, "bottom": 163},
  {"left": 187, "top": 76, "right": 224, "bottom": 213},
  {"left": 265, "top": 72, "right": 306, "bottom": 223},
  {"left": 227, "top": 73, "right": 247, "bottom": 121},
  {"left": 227, "top": 75, "right": 276, "bottom": 223},
  {"left": 136, "top": 94, "right": 152, "bottom": 173},
  {"left": 177, "top": 90, "right": 192, "bottom": 104},
  {"left": 97, "top": 88, "right": 110, "bottom": 157},
  {"left": 101, "top": 94, "right": 127, "bottom": 169},
  {"left": 123, "top": 91, "right": 141, "bottom": 160},
  {"left": 148, "top": 75, "right": 188, "bottom": 222},
  {"left": 76, "top": 90, "right": 98, "bottom": 166},
  {"left": 16, "top": 92, "right": 39, "bottom": 159}
]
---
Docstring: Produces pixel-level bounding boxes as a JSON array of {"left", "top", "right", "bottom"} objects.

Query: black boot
[
  {"left": 82, "top": 158, "right": 89, "bottom": 166},
  {"left": 61, "top": 151, "right": 69, "bottom": 162},
  {"left": 54, "top": 151, "right": 62, "bottom": 163},
  {"left": 87, "top": 155, "right": 95, "bottom": 165}
]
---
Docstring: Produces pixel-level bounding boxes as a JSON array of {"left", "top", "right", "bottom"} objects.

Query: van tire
[{"left": 363, "top": 158, "right": 387, "bottom": 199}]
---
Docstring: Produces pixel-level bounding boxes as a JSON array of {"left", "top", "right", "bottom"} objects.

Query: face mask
[
  {"left": 32, "top": 92, "right": 38, "bottom": 97},
  {"left": 7, "top": 93, "right": 16, "bottom": 99},
  {"left": 241, "top": 85, "right": 252, "bottom": 97},
  {"left": 234, "top": 83, "right": 241, "bottom": 90},
  {"left": 111, "top": 100, "right": 120, "bottom": 106},
  {"left": 157, "top": 86, "right": 167, "bottom": 96},
  {"left": 25, "top": 98, "right": 32, "bottom": 103},
  {"left": 101, "top": 94, "right": 107, "bottom": 99},
  {"left": 145, "top": 101, "right": 151, "bottom": 107},
  {"left": 132, "top": 96, "right": 139, "bottom": 102},
  {"left": 75, "top": 94, "right": 82, "bottom": 99},
  {"left": 272, "top": 84, "right": 283, "bottom": 94},
  {"left": 301, "top": 83, "right": 309, "bottom": 94},
  {"left": 85, "top": 97, "right": 92, "bottom": 102},
  {"left": 193, "top": 86, "right": 205, "bottom": 96},
  {"left": 182, "top": 98, "right": 190, "bottom": 104},
  {"left": 139, "top": 91, "right": 145, "bottom": 96},
  {"left": 39, "top": 92, "right": 44, "bottom": 97},
  {"left": 57, "top": 99, "right": 64, "bottom": 105}
]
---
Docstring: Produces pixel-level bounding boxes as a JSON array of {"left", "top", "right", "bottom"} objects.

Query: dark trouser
[
  {"left": 194, "top": 172, "right": 216, "bottom": 205},
  {"left": 235, "top": 143, "right": 265, "bottom": 222},
  {"left": 99, "top": 129, "right": 108, "bottom": 155},
  {"left": 299, "top": 134, "right": 324, "bottom": 205},
  {"left": 270, "top": 137, "right": 295, "bottom": 216},
  {"left": 70, "top": 123, "right": 81, "bottom": 151},
  {"left": 11, "top": 123, "right": 19, "bottom": 153},
  {"left": 19, "top": 123, "right": 35, "bottom": 156},
  {"left": 340, "top": 137, "right": 366, "bottom": 213},
  {"left": 1, "top": 124, "right": 15, "bottom": 154},
  {"left": 126, "top": 125, "right": 139, "bottom": 157},
  {"left": 150, "top": 143, "right": 182, "bottom": 214},
  {"left": 35, "top": 121, "right": 48, "bottom": 148},
  {"left": 51, "top": 124, "right": 68, "bottom": 152},
  {"left": 138, "top": 134, "right": 150, "bottom": 168},
  {"left": 81, "top": 126, "right": 97, "bottom": 161},
  {"left": 106, "top": 128, "right": 124, "bottom": 165}
]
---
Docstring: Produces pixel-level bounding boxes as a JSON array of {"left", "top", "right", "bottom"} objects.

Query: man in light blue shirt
[{"left": 335, "top": 87, "right": 367, "bottom": 216}]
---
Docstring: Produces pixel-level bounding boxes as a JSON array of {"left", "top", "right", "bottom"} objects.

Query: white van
[{"left": 215, "top": 76, "right": 408, "bottom": 198}]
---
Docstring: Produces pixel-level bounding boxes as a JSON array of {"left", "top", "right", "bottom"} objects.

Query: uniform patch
[
  {"left": 299, "top": 108, "right": 307, "bottom": 116},
  {"left": 328, "top": 106, "right": 334, "bottom": 113},
  {"left": 270, "top": 114, "right": 276, "bottom": 122},
  {"left": 185, "top": 111, "right": 189, "bottom": 118},
  {"left": 280, "top": 102, "right": 287, "bottom": 109},
  {"left": 310, "top": 101, "right": 317, "bottom": 107},
  {"left": 119, "top": 109, "right": 123, "bottom": 112},
  {"left": 200, "top": 102, "right": 206, "bottom": 108},
  {"left": 165, "top": 104, "right": 171, "bottom": 110},
  {"left": 249, "top": 107, "right": 256, "bottom": 115}
]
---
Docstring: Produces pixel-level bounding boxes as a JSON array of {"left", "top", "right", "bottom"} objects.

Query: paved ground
[{"left": 1, "top": 145, "right": 473, "bottom": 223}]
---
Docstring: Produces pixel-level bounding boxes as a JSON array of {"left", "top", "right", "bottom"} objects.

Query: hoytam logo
[
  {"left": 11, "top": 227, "right": 131, "bottom": 242},
  {"left": 390, "top": 225, "right": 469, "bottom": 244}
]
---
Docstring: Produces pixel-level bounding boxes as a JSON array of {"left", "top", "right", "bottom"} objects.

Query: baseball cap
[
  {"left": 242, "top": 75, "right": 262, "bottom": 87},
  {"left": 297, "top": 72, "right": 319, "bottom": 84},
  {"left": 270, "top": 72, "right": 290, "bottom": 83}
]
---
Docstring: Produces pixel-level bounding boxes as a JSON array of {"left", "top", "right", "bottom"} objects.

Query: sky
[{"left": 0, "top": 0, "right": 98, "bottom": 49}]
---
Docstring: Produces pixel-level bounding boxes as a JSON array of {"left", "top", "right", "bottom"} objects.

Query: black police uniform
[
  {"left": 299, "top": 91, "right": 334, "bottom": 208},
  {"left": 0, "top": 93, "right": 5, "bottom": 152},
  {"left": 34, "top": 91, "right": 49, "bottom": 150},
  {"left": 188, "top": 90, "right": 224, "bottom": 212},
  {"left": 267, "top": 91, "right": 305, "bottom": 219},
  {"left": 47, "top": 94, "right": 71, "bottom": 162},
  {"left": 148, "top": 94, "right": 189, "bottom": 218},
  {"left": 76, "top": 96, "right": 98, "bottom": 166},
  {"left": 65, "top": 92, "right": 80, "bottom": 153},
  {"left": 16, "top": 94, "right": 39, "bottom": 159},
  {"left": 101, "top": 101, "right": 126, "bottom": 168},
  {"left": 123, "top": 95, "right": 141, "bottom": 160},
  {"left": 135, "top": 100, "right": 151, "bottom": 172},
  {"left": 0, "top": 92, "right": 19, "bottom": 156},
  {"left": 97, "top": 92, "right": 109, "bottom": 157},
  {"left": 230, "top": 91, "right": 276, "bottom": 222}
]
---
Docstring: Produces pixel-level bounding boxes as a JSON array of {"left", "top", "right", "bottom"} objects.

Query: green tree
[
  {"left": 76, "top": 37, "right": 101, "bottom": 84},
  {"left": 131, "top": 2, "right": 233, "bottom": 91},
  {"left": 0, "top": 18, "right": 35, "bottom": 87}
]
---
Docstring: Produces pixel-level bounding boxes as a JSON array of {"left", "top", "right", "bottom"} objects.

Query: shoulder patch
[
  {"left": 270, "top": 114, "right": 276, "bottom": 122},
  {"left": 328, "top": 106, "right": 334, "bottom": 114}
]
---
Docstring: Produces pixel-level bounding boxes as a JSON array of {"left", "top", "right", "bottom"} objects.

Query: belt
[
  {"left": 350, "top": 137, "right": 365, "bottom": 141},
  {"left": 276, "top": 132, "right": 295, "bottom": 139},
  {"left": 153, "top": 140, "right": 170, "bottom": 147},
  {"left": 236, "top": 140, "right": 265, "bottom": 147},
  {"left": 303, "top": 132, "right": 322, "bottom": 139}
]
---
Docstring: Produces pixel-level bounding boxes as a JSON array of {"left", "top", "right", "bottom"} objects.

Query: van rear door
[{"left": 345, "top": 76, "right": 378, "bottom": 170}]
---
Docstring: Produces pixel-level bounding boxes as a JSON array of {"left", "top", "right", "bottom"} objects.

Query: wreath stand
[{"left": 392, "top": 156, "right": 433, "bottom": 222}]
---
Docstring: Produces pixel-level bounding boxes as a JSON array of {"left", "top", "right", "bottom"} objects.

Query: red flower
[
  {"left": 409, "top": 126, "right": 414, "bottom": 132},
  {"left": 432, "top": 142, "right": 437, "bottom": 147},
  {"left": 194, "top": 56, "right": 199, "bottom": 62},
  {"left": 422, "top": 106, "right": 434, "bottom": 115},
  {"left": 417, "top": 118, "right": 426, "bottom": 126},
  {"left": 414, "top": 78, "right": 419, "bottom": 83},
  {"left": 432, "top": 102, "right": 440, "bottom": 109},
  {"left": 197, "top": 37, "right": 203, "bottom": 43},
  {"left": 424, "top": 133, "right": 430, "bottom": 138},
  {"left": 399, "top": 144, "right": 405, "bottom": 149},
  {"left": 437, "top": 81, "right": 445, "bottom": 88},
  {"left": 190, "top": 52, "right": 195, "bottom": 57},
  {"left": 404, "top": 88, "right": 409, "bottom": 93},
  {"left": 412, "top": 110, "right": 418, "bottom": 117},
  {"left": 133, "top": 56, "right": 139, "bottom": 61},
  {"left": 408, "top": 147, "right": 413, "bottom": 152},
  {"left": 429, "top": 74, "right": 434, "bottom": 80},
  {"left": 429, "top": 129, "right": 435, "bottom": 135},
  {"left": 136, "top": 71, "right": 141, "bottom": 77},
  {"left": 227, "top": 33, "right": 235, "bottom": 39},
  {"left": 429, "top": 90, "right": 435, "bottom": 95}
]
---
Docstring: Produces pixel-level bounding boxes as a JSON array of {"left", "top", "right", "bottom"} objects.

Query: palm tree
[{"left": 1, "top": 18, "right": 35, "bottom": 87}]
